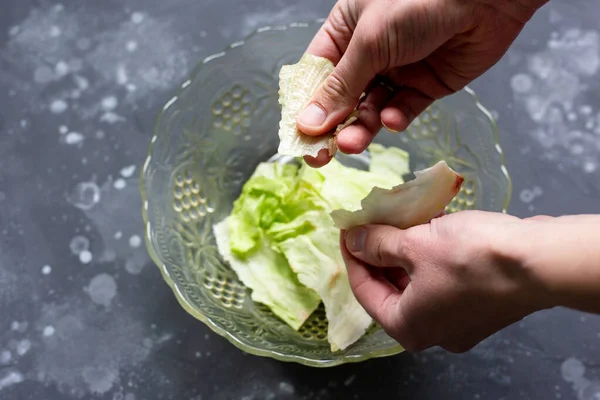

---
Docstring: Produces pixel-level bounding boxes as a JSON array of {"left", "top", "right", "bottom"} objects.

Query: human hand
[
  {"left": 299, "top": 0, "right": 547, "bottom": 167},
  {"left": 340, "top": 210, "right": 556, "bottom": 353}
]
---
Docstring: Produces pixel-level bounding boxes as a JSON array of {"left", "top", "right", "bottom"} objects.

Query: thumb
[
  {"left": 297, "top": 34, "right": 376, "bottom": 136},
  {"left": 344, "top": 224, "right": 414, "bottom": 269}
]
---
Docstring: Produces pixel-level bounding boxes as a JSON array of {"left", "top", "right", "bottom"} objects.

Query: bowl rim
[{"left": 139, "top": 19, "right": 513, "bottom": 368}]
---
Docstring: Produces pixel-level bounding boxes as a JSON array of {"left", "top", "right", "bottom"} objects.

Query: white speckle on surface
[
  {"left": 126, "top": 83, "right": 136, "bottom": 92},
  {"left": 43, "top": 326, "right": 55, "bottom": 337},
  {"left": 128, "top": 235, "right": 141, "bottom": 248},
  {"left": 113, "top": 179, "right": 127, "bottom": 190},
  {"left": 55, "top": 60, "right": 69, "bottom": 77},
  {"left": 279, "top": 382, "right": 295, "bottom": 395},
  {"left": 50, "top": 99, "right": 68, "bottom": 114},
  {"left": 120, "top": 165, "right": 136, "bottom": 178},
  {"left": 96, "top": 130, "right": 105, "bottom": 139},
  {"left": 65, "top": 132, "right": 84, "bottom": 145},
  {"left": 512, "top": 29, "right": 600, "bottom": 175},
  {"left": 126, "top": 41, "right": 138, "bottom": 52},
  {"left": 70, "top": 90, "right": 81, "bottom": 99},
  {"left": 11, "top": 321, "right": 19, "bottom": 331},
  {"left": 520, "top": 187, "right": 543, "bottom": 204},
  {"left": 42, "top": 265, "right": 52, "bottom": 275},
  {"left": 562, "top": 358, "right": 585, "bottom": 382},
  {"left": 68, "top": 181, "right": 101, "bottom": 210},
  {"left": 510, "top": 74, "right": 533, "bottom": 93},
  {"left": 86, "top": 274, "right": 117, "bottom": 307},
  {"left": 547, "top": 29, "right": 600, "bottom": 76},
  {"left": 344, "top": 375, "right": 356, "bottom": 386},
  {"left": 124, "top": 259, "right": 145, "bottom": 275},
  {"left": 195, "top": 352, "right": 202, "bottom": 358},
  {"left": 34, "top": 296, "right": 151, "bottom": 396},
  {"left": 49, "top": 25, "right": 61, "bottom": 37},
  {"left": 74, "top": 75, "right": 89, "bottom": 90},
  {"left": 0, "top": 350, "right": 11, "bottom": 365},
  {"left": 131, "top": 12, "right": 145, "bottom": 24},
  {"left": 59, "top": 125, "right": 68, "bottom": 134},
  {"left": 584, "top": 161, "right": 596, "bottom": 173},
  {"left": 580, "top": 105, "right": 593, "bottom": 115},
  {"left": 101, "top": 96, "right": 118, "bottom": 111},
  {"left": 34, "top": 66, "right": 55, "bottom": 84},
  {"left": 79, "top": 250, "right": 93, "bottom": 264},
  {"left": 0, "top": 370, "right": 24, "bottom": 391},
  {"left": 114, "top": 231, "right": 122, "bottom": 239},
  {"left": 16, "top": 340, "right": 31, "bottom": 356},
  {"left": 116, "top": 65, "right": 128, "bottom": 85},
  {"left": 125, "top": 393, "right": 135, "bottom": 400},
  {"left": 82, "top": 366, "right": 118, "bottom": 395},
  {"left": 69, "top": 235, "right": 90, "bottom": 255},
  {"left": 100, "top": 112, "right": 126, "bottom": 124},
  {"left": 9, "top": 26, "right": 20, "bottom": 36}
]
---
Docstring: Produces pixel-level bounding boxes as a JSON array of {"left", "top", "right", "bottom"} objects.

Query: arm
[
  {"left": 511, "top": 215, "right": 600, "bottom": 314},
  {"left": 340, "top": 211, "right": 600, "bottom": 353}
]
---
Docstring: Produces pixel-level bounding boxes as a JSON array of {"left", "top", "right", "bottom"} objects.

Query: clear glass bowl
[{"left": 140, "top": 20, "right": 512, "bottom": 367}]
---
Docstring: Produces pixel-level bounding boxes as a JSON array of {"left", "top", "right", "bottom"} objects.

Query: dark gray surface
[{"left": 1, "top": 0, "right": 599, "bottom": 399}]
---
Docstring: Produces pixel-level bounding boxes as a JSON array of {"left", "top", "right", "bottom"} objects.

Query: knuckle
[
  {"left": 398, "top": 228, "right": 422, "bottom": 264},
  {"left": 321, "top": 72, "right": 354, "bottom": 105},
  {"left": 369, "top": 231, "right": 396, "bottom": 266},
  {"left": 326, "top": 4, "right": 354, "bottom": 38}
]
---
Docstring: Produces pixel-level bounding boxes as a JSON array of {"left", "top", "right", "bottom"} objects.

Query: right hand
[{"left": 298, "top": 0, "right": 548, "bottom": 167}]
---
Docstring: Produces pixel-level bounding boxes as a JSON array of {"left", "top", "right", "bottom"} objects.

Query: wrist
[{"left": 511, "top": 215, "right": 600, "bottom": 314}]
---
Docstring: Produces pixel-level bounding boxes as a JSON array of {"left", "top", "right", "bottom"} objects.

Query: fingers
[
  {"left": 380, "top": 88, "right": 435, "bottom": 133},
  {"left": 344, "top": 225, "right": 413, "bottom": 269},
  {"left": 298, "top": 25, "right": 377, "bottom": 137},
  {"left": 303, "top": 148, "right": 332, "bottom": 168},
  {"left": 305, "top": 2, "right": 357, "bottom": 65},
  {"left": 380, "top": 61, "right": 456, "bottom": 132},
  {"left": 340, "top": 231, "right": 402, "bottom": 326},
  {"left": 336, "top": 82, "right": 394, "bottom": 154}
]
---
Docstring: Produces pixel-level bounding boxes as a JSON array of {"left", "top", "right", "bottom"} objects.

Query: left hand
[{"left": 340, "top": 210, "right": 555, "bottom": 353}]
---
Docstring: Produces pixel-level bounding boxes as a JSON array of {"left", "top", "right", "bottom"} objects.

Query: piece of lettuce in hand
[
  {"left": 330, "top": 161, "right": 464, "bottom": 230},
  {"left": 214, "top": 218, "right": 320, "bottom": 331},
  {"left": 227, "top": 162, "right": 299, "bottom": 259},
  {"left": 268, "top": 211, "right": 372, "bottom": 352}
]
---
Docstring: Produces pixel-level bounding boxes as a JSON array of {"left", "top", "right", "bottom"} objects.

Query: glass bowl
[{"left": 140, "top": 20, "right": 512, "bottom": 367}]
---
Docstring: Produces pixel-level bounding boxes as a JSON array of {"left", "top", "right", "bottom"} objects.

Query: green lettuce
[{"left": 213, "top": 144, "right": 411, "bottom": 351}]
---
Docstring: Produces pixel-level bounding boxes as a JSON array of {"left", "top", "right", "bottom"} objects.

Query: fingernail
[
  {"left": 346, "top": 227, "right": 367, "bottom": 252},
  {"left": 298, "top": 103, "right": 327, "bottom": 127},
  {"left": 381, "top": 120, "right": 400, "bottom": 133}
]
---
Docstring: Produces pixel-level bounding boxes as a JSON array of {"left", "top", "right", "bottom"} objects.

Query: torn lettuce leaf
[
  {"left": 330, "top": 161, "right": 464, "bottom": 230},
  {"left": 214, "top": 143, "right": 416, "bottom": 350},
  {"left": 269, "top": 211, "right": 372, "bottom": 352},
  {"left": 227, "top": 162, "right": 299, "bottom": 258},
  {"left": 277, "top": 54, "right": 362, "bottom": 158},
  {"left": 277, "top": 54, "right": 336, "bottom": 158},
  {"left": 214, "top": 219, "right": 320, "bottom": 330}
]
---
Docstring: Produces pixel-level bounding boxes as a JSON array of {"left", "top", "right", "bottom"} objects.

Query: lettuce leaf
[
  {"left": 214, "top": 218, "right": 320, "bottom": 330},
  {"left": 213, "top": 144, "right": 414, "bottom": 350}
]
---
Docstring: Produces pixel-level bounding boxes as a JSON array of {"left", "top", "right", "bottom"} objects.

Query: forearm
[{"left": 516, "top": 215, "right": 600, "bottom": 314}]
